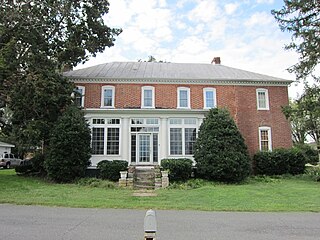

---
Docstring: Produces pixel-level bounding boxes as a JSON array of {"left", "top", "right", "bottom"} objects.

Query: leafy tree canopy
[{"left": 272, "top": 0, "right": 320, "bottom": 79}]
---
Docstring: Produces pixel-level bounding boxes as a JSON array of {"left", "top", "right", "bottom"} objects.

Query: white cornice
[
  {"left": 83, "top": 108, "right": 209, "bottom": 115},
  {"left": 70, "top": 77, "right": 292, "bottom": 86}
]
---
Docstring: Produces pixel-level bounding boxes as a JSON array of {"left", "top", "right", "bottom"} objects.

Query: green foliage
[
  {"left": 253, "top": 148, "right": 306, "bottom": 176},
  {"left": 97, "top": 160, "right": 128, "bottom": 181},
  {"left": 45, "top": 106, "right": 91, "bottom": 183},
  {"left": 272, "top": 1, "right": 320, "bottom": 79},
  {"left": 194, "top": 108, "right": 251, "bottom": 183},
  {"left": 305, "top": 164, "right": 320, "bottom": 181},
  {"left": 161, "top": 158, "right": 193, "bottom": 181},
  {"left": 76, "top": 178, "right": 116, "bottom": 189},
  {"left": 294, "top": 144, "right": 318, "bottom": 165},
  {"left": 167, "top": 179, "right": 211, "bottom": 190}
]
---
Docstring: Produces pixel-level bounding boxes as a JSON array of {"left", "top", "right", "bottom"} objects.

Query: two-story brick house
[{"left": 65, "top": 59, "right": 292, "bottom": 167}]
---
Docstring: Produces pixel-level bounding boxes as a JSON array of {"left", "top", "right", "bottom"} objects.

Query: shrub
[
  {"left": 76, "top": 178, "right": 116, "bottom": 188},
  {"left": 97, "top": 160, "right": 128, "bottom": 181},
  {"left": 294, "top": 144, "right": 318, "bottom": 165},
  {"left": 194, "top": 108, "right": 251, "bottom": 183},
  {"left": 15, "top": 161, "right": 33, "bottom": 175},
  {"left": 45, "top": 106, "right": 91, "bottom": 183},
  {"left": 305, "top": 164, "right": 320, "bottom": 181},
  {"left": 161, "top": 158, "right": 193, "bottom": 181},
  {"left": 253, "top": 148, "right": 306, "bottom": 176}
]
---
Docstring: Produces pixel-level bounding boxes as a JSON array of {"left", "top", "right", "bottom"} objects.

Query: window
[
  {"left": 101, "top": 86, "right": 115, "bottom": 108},
  {"left": 92, "top": 128, "right": 104, "bottom": 155},
  {"left": 259, "top": 127, "right": 272, "bottom": 151},
  {"left": 107, "top": 128, "right": 120, "bottom": 155},
  {"left": 256, "top": 88, "right": 269, "bottom": 110},
  {"left": 169, "top": 118, "right": 197, "bottom": 155},
  {"left": 91, "top": 119, "right": 121, "bottom": 155},
  {"left": 142, "top": 86, "right": 155, "bottom": 108},
  {"left": 74, "top": 86, "right": 85, "bottom": 107},
  {"left": 203, "top": 88, "right": 216, "bottom": 109},
  {"left": 177, "top": 87, "right": 190, "bottom": 108}
]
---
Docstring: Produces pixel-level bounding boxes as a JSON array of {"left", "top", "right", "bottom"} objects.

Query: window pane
[
  {"left": 92, "top": 128, "right": 104, "bottom": 155},
  {"left": 258, "top": 92, "right": 266, "bottom": 109},
  {"left": 179, "top": 90, "right": 188, "bottom": 107},
  {"left": 107, "top": 128, "right": 120, "bottom": 155},
  {"left": 153, "top": 134, "right": 158, "bottom": 162},
  {"left": 131, "top": 135, "right": 136, "bottom": 163},
  {"left": 170, "top": 128, "right": 182, "bottom": 155},
  {"left": 185, "top": 128, "right": 196, "bottom": 155},
  {"left": 144, "top": 89, "right": 153, "bottom": 107},
  {"left": 104, "top": 89, "right": 113, "bottom": 106},
  {"left": 74, "top": 87, "right": 83, "bottom": 107},
  {"left": 205, "top": 91, "right": 214, "bottom": 108},
  {"left": 260, "top": 130, "right": 269, "bottom": 151}
]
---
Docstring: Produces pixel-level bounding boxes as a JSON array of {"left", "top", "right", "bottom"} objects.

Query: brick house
[{"left": 64, "top": 59, "right": 292, "bottom": 167}]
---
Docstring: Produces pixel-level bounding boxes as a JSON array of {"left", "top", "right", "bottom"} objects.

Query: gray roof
[{"left": 64, "top": 62, "right": 292, "bottom": 84}]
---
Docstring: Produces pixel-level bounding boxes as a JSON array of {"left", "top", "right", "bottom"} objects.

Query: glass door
[{"left": 138, "top": 134, "right": 151, "bottom": 163}]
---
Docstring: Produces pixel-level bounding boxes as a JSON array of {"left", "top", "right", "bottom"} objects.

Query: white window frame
[
  {"left": 177, "top": 87, "right": 191, "bottom": 109},
  {"left": 203, "top": 87, "right": 217, "bottom": 109},
  {"left": 75, "top": 86, "right": 85, "bottom": 108},
  {"left": 258, "top": 126, "right": 272, "bottom": 151},
  {"left": 256, "top": 88, "right": 269, "bottom": 110},
  {"left": 101, "top": 86, "right": 115, "bottom": 108},
  {"left": 141, "top": 86, "right": 155, "bottom": 108},
  {"left": 168, "top": 118, "right": 198, "bottom": 156}
]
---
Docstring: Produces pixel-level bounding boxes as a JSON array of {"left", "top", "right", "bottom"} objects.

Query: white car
[{"left": 0, "top": 153, "right": 23, "bottom": 169}]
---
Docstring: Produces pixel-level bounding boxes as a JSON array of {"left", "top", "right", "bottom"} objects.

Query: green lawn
[{"left": 0, "top": 169, "right": 319, "bottom": 212}]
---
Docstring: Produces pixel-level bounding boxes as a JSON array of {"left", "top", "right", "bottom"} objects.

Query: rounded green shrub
[
  {"left": 45, "top": 106, "right": 91, "bottom": 183},
  {"left": 97, "top": 160, "right": 128, "bottom": 181},
  {"left": 161, "top": 158, "right": 193, "bottom": 181},
  {"left": 194, "top": 108, "right": 251, "bottom": 183}
]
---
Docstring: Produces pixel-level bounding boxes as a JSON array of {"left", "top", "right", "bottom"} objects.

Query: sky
[{"left": 76, "top": 0, "right": 306, "bottom": 98}]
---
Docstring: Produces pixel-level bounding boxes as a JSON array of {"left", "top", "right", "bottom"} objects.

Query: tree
[
  {"left": 45, "top": 105, "right": 91, "bottom": 183},
  {"left": 283, "top": 84, "right": 320, "bottom": 163},
  {"left": 272, "top": 1, "right": 320, "bottom": 79},
  {"left": 194, "top": 108, "right": 251, "bottom": 183},
  {"left": 282, "top": 100, "right": 307, "bottom": 144},
  {"left": 0, "top": 0, "right": 121, "bottom": 154},
  {"left": 138, "top": 55, "right": 167, "bottom": 62}
]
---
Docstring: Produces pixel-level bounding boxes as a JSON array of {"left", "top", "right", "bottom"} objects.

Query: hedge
[
  {"left": 97, "top": 160, "right": 128, "bottom": 181},
  {"left": 161, "top": 158, "right": 193, "bottom": 181},
  {"left": 253, "top": 148, "right": 306, "bottom": 176}
]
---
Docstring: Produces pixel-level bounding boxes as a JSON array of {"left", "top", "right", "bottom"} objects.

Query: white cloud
[
  {"left": 188, "top": 0, "right": 220, "bottom": 22},
  {"left": 256, "top": 0, "right": 274, "bottom": 4},
  {"left": 244, "top": 12, "right": 274, "bottom": 27},
  {"left": 176, "top": 36, "right": 209, "bottom": 55},
  {"left": 224, "top": 3, "right": 239, "bottom": 15}
]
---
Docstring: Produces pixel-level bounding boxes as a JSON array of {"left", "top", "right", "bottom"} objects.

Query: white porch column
[
  {"left": 122, "top": 117, "right": 130, "bottom": 162},
  {"left": 159, "top": 117, "right": 168, "bottom": 161}
]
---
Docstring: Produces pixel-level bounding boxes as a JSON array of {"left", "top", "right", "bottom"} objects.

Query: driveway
[{"left": 0, "top": 204, "right": 319, "bottom": 240}]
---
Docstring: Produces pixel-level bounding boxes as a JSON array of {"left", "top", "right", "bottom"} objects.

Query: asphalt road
[{"left": 0, "top": 204, "right": 320, "bottom": 240}]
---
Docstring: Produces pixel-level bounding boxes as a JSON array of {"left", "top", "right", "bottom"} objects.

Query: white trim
[
  {"left": 258, "top": 126, "right": 272, "bottom": 151},
  {"left": 203, "top": 87, "right": 217, "bottom": 109},
  {"left": 141, "top": 86, "right": 155, "bottom": 108},
  {"left": 256, "top": 88, "right": 269, "bottom": 110},
  {"left": 177, "top": 87, "right": 191, "bottom": 109},
  {"left": 101, "top": 86, "right": 115, "bottom": 108}
]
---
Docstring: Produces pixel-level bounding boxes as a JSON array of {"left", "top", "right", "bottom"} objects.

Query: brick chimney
[{"left": 211, "top": 57, "right": 221, "bottom": 64}]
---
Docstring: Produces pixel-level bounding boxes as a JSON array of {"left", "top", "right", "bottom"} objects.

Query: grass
[{"left": 0, "top": 169, "right": 319, "bottom": 212}]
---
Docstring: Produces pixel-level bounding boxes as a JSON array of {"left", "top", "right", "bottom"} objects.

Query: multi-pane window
[
  {"left": 256, "top": 88, "right": 269, "bottom": 110},
  {"left": 91, "top": 118, "right": 120, "bottom": 155},
  {"left": 101, "top": 86, "right": 115, "bottom": 108},
  {"left": 169, "top": 118, "right": 197, "bottom": 155},
  {"left": 170, "top": 128, "right": 183, "bottom": 155},
  {"left": 142, "top": 86, "right": 155, "bottom": 108},
  {"left": 185, "top": 128, "right": 197, "bottom": 155},
  {"left": 259, "top": 127, "right": 272, "bottom": 151},
  {"left": 74, "top": 86, "right": 85, "bottom": 107},
  {"left": 203, "top": 88, "right": 216, "bottom": 109},
  {"left": 177, "top": 87, "right": 190, "bottom": 108},
  {"left": 92, "top": 128, "right": 104, "bottom": 155},
  {"left": 107, "top": 128, "right": 120, "bottom": 155}
]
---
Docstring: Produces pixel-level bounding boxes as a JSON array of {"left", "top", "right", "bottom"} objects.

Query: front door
[{"left": 138, "top": 134, "right": 151, "bottom": 163}]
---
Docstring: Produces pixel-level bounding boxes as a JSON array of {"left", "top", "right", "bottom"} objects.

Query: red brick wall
[{"left": 78, "top": 83, "right": 292, "bottom": 155}]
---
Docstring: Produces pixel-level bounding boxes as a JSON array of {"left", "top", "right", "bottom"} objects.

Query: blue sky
[{"left": 77, "top": 0, "right": 304, "bottom": 98}]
